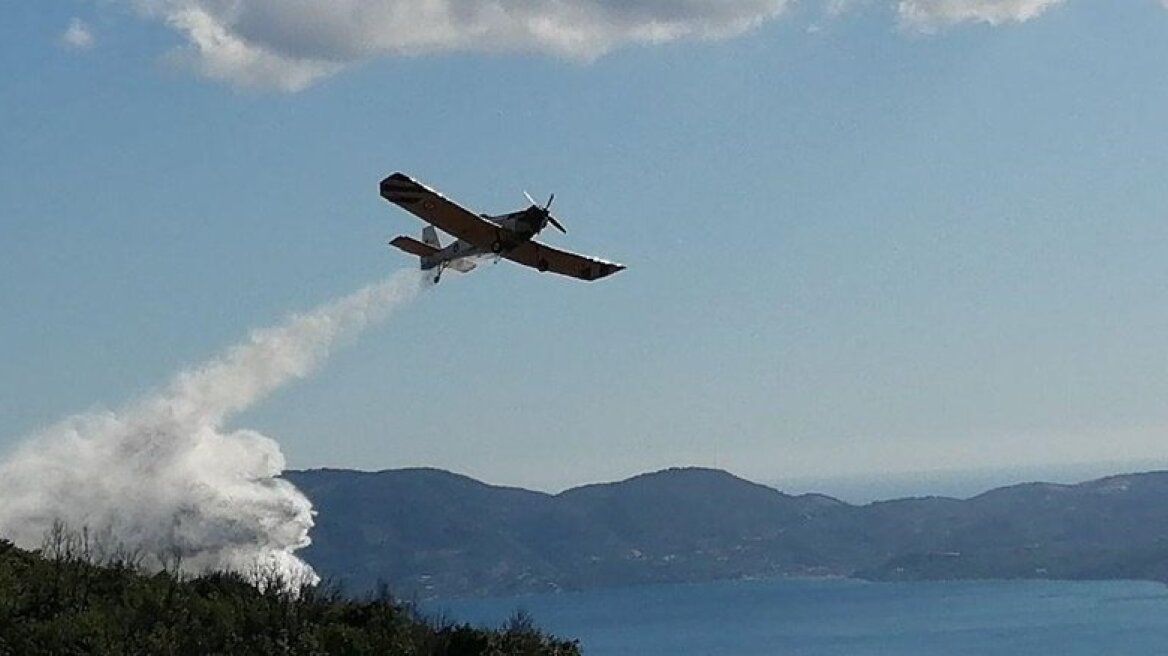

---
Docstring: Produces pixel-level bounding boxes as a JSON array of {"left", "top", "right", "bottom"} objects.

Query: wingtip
[
  {"left": 380, "top": 173, "right": 428, "bottom": 204},
  {"left": 380, "top": 171, "right": 411, "bottom": 187},
  {"left": 592, "top": 262, "right": 626, "bottom": 281}
]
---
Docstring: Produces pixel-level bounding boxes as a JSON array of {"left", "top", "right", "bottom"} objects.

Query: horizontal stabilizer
[{"left": 389, "top": 236, "right": 438, "bottom": 258}]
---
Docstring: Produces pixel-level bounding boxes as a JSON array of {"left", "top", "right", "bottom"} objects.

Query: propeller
[{"left": 524, "top": 190, "right": 567, "bottom": 234}]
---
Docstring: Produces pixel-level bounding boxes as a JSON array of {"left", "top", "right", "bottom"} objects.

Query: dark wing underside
[
  {"left": 380, "top": 172, "right": 497, "bottom": 246},
  {"left": 383, "top": 171, "right": 626, "bottom": 282},
  {"left": 503, "top": 240, "right": 626, "bottom": 282}
]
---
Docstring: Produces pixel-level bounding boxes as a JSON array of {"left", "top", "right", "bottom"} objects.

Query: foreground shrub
[{"left": 0, "top": 539, "right": 579, "bottom": 655}]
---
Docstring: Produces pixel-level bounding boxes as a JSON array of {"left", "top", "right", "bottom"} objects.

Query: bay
[{"left": 424, "top": 578, "right": 1168, "bottom": 655}]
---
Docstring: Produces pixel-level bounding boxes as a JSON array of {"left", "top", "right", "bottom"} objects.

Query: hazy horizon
[{"left": 285, "top": 456, "right": 1168, "bottom": 504}]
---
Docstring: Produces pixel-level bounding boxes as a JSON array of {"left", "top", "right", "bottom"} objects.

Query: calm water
[{"left": 424, "top": 578, "right": 1168, "bottom": 655}]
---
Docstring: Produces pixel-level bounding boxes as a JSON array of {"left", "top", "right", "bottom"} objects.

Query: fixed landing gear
[{"left": 491, "top": 239, "right": 503, "bottom": 254}]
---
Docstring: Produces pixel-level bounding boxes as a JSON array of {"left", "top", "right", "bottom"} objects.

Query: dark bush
[{"left": 0, "top": 538, "right": 579, "bottom": 655}]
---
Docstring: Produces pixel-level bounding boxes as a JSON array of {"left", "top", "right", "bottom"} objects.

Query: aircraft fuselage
[{"left": 422, "top": 207, "right": 548, "bottom": 270}]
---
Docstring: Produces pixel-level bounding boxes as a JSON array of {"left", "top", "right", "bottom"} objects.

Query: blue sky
[{"left": 3, "top": 0, "right": 1168, "bottom": 492}]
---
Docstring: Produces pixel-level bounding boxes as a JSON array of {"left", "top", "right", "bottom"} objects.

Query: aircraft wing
[
  {"left": 380, "top": 172, "right": 497, "bottom": 246},
  {"left": 503, "top": 240, "right": 626, "bottom": 282}
]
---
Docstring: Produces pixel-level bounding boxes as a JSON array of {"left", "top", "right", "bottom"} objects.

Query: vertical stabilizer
[{"left": 422, "top": 226, "right": 441, "bottom": 249}]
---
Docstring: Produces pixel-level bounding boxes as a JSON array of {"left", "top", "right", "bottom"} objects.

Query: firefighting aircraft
[{"left": 381, "top": 172, "right": 626, "bottom": 284}]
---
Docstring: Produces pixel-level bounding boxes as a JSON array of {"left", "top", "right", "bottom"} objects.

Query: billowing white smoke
[{"left": 0, "top": 269, "right": 425, "bottom": 584}]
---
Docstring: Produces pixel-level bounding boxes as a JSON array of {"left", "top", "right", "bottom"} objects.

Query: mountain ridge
[{"left": 283, "top": 467, "right": 1168, "bottom": 599}]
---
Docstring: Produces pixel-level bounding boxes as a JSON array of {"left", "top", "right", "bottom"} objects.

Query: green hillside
[{"left": 0, "top": 537, "right": 577, "bottom": 656}]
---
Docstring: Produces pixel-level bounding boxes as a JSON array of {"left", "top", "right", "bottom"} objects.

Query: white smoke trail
[{"left": 0, "top": 269, "right": 425, "bottom": 583}]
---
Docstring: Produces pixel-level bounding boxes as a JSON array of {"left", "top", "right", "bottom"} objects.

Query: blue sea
[{"left": 424, "top": 578, "right": 1168, "bottom": 655}]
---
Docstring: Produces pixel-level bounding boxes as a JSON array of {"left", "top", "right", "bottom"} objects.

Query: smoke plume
[{"left": 0, "top": 269, "right": 425, "bottom": 584}]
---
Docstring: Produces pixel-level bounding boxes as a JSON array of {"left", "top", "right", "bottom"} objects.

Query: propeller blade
[
  {"left": 548, "top": 216, "right": 567, "bottom": 234},
  {"left": 524, "top": 190, "right": 538, "bottom": 207},
  {"left": 545, "top": 193, "right": 555, "bottom": 211}
]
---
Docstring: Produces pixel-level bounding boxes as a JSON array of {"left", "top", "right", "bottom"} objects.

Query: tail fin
[
  {"left": 389, "top": 228, "right": 466, "bottom": 276},
  {"left": 422, "top": 226, "right": 441, "bottom": 249}
]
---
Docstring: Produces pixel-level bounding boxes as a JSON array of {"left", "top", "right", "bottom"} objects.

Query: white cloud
[
  {"left": 118, "top": 0, "right": 1082, "bottom": 91},
  {"left": 128, "top": 0, "right": 794, "bottom": 91},
  {"left": 824, "top": 0, "right": 872, "bottom": 18},
  {"left": 160, "top": 5, "right": 342, "bottom": 92},
  {"left": 60, "top": 18, "right": 96, "bottom": 51},
  {"left": 897, "top": 0, "right": 1065, "bottom": 31}
]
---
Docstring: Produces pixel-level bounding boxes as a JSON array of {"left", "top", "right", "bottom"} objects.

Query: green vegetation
[{"left": 0, "top": 534, "right": 578, "bottom": 656}]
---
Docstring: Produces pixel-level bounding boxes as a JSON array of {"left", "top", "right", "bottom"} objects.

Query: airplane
[{"left": 381, "top": 172, "right": 626, "bottom": 284}]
